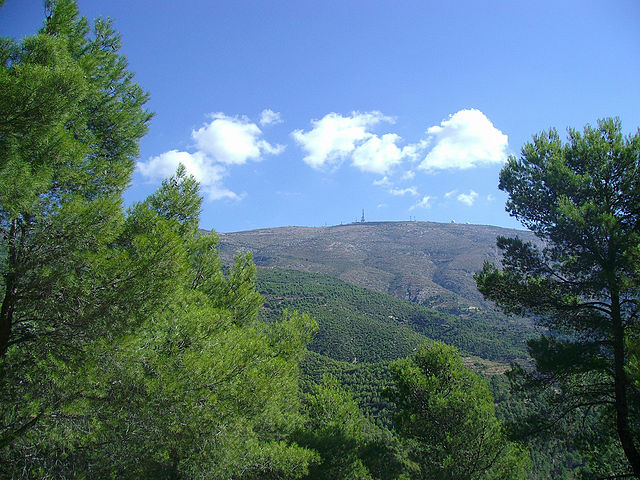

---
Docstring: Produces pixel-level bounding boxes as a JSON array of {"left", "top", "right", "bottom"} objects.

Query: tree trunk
[
  {"left": 0, "top": 278, "right": 16, "bottom": 357},
  {"left": 0, "top": 219, "right": 19, "bottom": 358},
  {"left": 612, "top": 291, "right": 640, "bottom": 477}
]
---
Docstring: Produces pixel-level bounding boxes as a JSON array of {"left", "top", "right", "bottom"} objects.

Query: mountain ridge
[{"left": 213, "top": 220, "right": 538, "bottom": 308}]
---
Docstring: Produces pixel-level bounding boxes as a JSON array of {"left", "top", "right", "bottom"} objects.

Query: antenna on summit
[{"left": 361, "top": 209, "right": 365, "bottom": 223}]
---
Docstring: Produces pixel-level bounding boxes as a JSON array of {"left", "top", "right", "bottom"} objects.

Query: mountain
[
  {"left": 215, "top": 220, "right": 537, "bottom": 308},
  {"left": 215, "top": 222, "right": 582, "bottom": 476}
]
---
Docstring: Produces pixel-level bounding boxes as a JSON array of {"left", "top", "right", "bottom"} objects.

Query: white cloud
[
  {"left": 352, "top": 133, "right": 405, "bottom": 174},
  {"left": 292, "top": 111, "right": 412, "bottom": 175},
  {"left": 292, "top": 111, "right": 389, "bottom": 169},
  {"left": 293, "top": 108, "right": 505, "bottom": 181},
  {"left": 137, "top": 150, "right": 239, "bottom": 201},
  {"left": 487, "top": 193, "right": 495, "bottom": 202},
  {"left": 193, "top": 113, "right": 284, "bottom": 165},
  {"left": 260, "top": 109, "right": 283, "bottom": 126},
  {"left": 137, "top": 112, "right": 284, "bottom": 201},
  {"left": 444, "top": 189, "right": 458, "bottom": 199},
  {"left": 372, "top": 175, "right": 418, "bottom": 197},
  {"left": 373, "top": 176, "right": 392, "bottom": 187},
  {"left": 418, "top": 109, "right": 508, "bottom": 171},
  {"left": 389, "top": 186, "right": 418, "bottom": 196},
  {"left": 402, "top": 139, "right": 430, "bottom": 162},
  {"left": 457, "top": 190, "right": 478, "bottom": 206},
  {"left": 410, "top": 195, "right": 433, "bottom": 210}
]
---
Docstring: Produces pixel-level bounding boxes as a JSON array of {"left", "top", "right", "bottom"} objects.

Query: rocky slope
[{"left": 215, "top": 220, "right": 537, "bottom": 307}]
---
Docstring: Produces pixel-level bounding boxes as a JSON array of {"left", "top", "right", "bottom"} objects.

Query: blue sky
[{"left": 3, "top": 1, "right": 640, "bottom": 232}]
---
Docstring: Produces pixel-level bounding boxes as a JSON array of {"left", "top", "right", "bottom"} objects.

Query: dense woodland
[
  {"left": 257, "top": 267, "right": 532, "bottom": 363},
  {"left": 1, "top": 2, "right": 639, "bottom": 479}
]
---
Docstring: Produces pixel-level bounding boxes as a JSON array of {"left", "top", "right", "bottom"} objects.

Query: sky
[{"left": 2, "top": 1, "right": 640, "bottom": 232}]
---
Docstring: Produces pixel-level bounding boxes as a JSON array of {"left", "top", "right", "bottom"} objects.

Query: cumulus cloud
[
  {"left": 193, "top": 113, "right": 284, "bottom": 164},
  {"left": 418, "top": 109, "right": 508, "bottom": 171},
  {"left": 260, "top": 109, "right": 283, "bottom": 126},
  {"left": 352, "top": 133, "right": 406, "bottom": 174},
  {"left": 457, "top": 190, "right": 478, "bottom": 206},
  {"left": 292, "top": 111, "right": 389, "bottom": 169},
  {"left": 292, "top": 108, "right": 505, "bottom": 189},
  {"left": 292, "top": 111, "right": 416, "bottom": 175},
  {"left": 410, "top": 195, "right": 433, "bottom": 210},
  {"left": 137, "top": 112, "right": 284, "bottom": 201}
]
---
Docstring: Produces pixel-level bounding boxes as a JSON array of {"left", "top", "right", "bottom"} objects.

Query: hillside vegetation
[{"left": 257, "top": 268, "right": 531, "bottom": 363}]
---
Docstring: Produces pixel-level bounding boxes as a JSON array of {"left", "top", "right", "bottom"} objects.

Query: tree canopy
[
  {"left": 1, "top": 0, "right": 156, "bottom": 452},
  {"left": 385, "top": 341, "right": 529, "bottom": 480},
  {"left": 476, "top": 118, "right": 640, "bottom": 478}
]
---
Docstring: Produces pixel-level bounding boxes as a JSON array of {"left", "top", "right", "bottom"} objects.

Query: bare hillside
[{"left": 214, "top": 221, "right": 536, "bottom": 307}]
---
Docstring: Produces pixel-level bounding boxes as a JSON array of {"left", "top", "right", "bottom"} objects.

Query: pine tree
[
  {"left": 1, "top": 0, "right": 155, "bottom": 453},
  {"left": 385, "top": 342, "right": 529, "bottom": 480},
  {"left": 475, "top": 118, "right": 640, "bottom": 477}
]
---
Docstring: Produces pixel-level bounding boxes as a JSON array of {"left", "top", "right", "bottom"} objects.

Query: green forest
[
  {"left": 1, "top": 2, "right": 639, "bottom": 479},
  {"left": 256, "top": 267, "right": 532, "bottom": 363}
]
